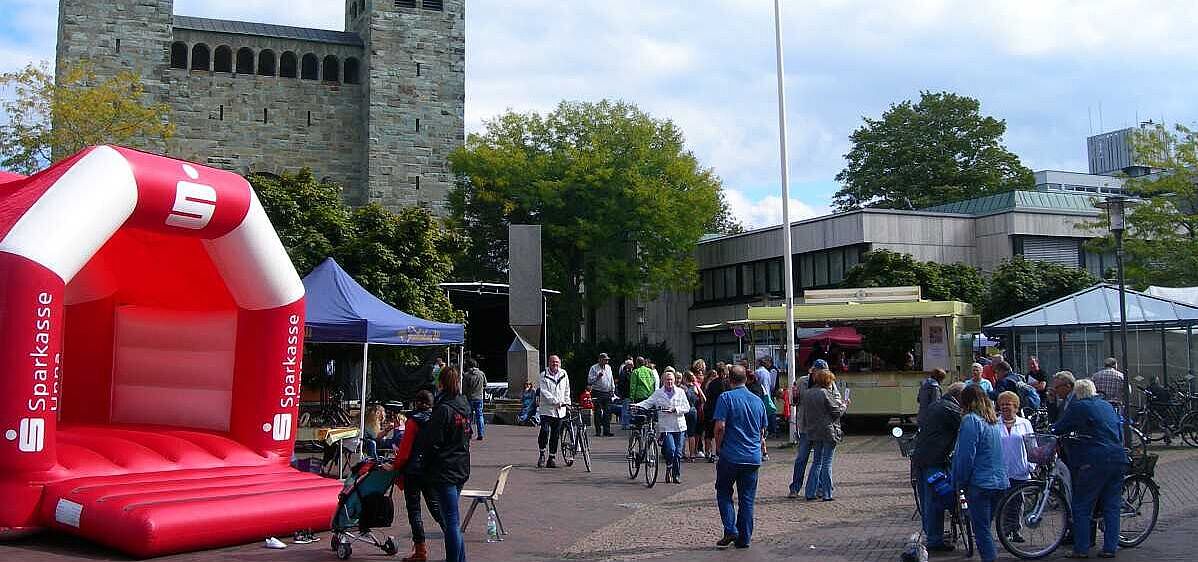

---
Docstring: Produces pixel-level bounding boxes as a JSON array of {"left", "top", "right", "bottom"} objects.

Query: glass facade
[{"left": 693, "top": 245, "right": 868, "bottom": 306}]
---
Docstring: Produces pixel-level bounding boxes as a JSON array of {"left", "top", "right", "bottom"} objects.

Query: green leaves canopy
[
  {"left": 840, "top": 249, "right": 985, "bottom": 305},
  {"left": 448, "top": 100, "right": 734, "bottom": 347},
  {"left": 833, "top": 91, "right": 1032, "bottom": 211},
  {"left": 983, "top": 257, "right": 1096, "bottom": 323},
  {"left": 252, "top": 170, "right": 462, "bottom": 323}
]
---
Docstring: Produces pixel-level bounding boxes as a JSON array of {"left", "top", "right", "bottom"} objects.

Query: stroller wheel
[
  {"left": 383, "top": 537, "right": 398, "bottom": 556},
  {"left": 336, "top": 541, "right": 352, "bottom": 560},
  {"left": 330, "top": 534, "right": 340, "bottom": 551}
]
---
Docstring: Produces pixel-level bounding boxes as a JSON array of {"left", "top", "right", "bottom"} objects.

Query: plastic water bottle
[{"left": 485, "top": 509, "right": 501, "bottom": 543}]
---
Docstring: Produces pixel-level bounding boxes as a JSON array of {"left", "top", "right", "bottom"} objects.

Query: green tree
[
  {"left": 840, "top": 250, "right": 986, "bottom": 367},
  {"left": 252, "top": 170, "right": 463, "bottom": 323},
  {"left": 1092, "top": 123, "right": 1198, "bottom": 287},
  {"left": 840, "top": 249, "right": 985, "bottom": 305},
  {"left": 833, "top": 91, "right": 1033, "bottom": 211},
  {"left": 983, "top": 257, "right": 1096, "bottom": 323},
  {"left": 0, "top": 61, "right": 173, "bottom": 174},
  {"left": 449, "top": 100, "right": 735, "bottom": 349}
]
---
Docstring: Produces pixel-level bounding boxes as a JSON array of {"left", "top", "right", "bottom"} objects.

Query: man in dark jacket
[
  {"left": 419, "top": 367, "right": 471, "bottom": 562},
  {"left": 912, "top": 382, "right": 965, "bottom": 553},
  {"left": 916, "top": 368, "right": 946, "bottom": 427},
  {"left": 462, "top": 358, "right": 488, "bottom": 441}
]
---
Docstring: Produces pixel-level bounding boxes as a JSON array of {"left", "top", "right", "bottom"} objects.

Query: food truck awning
[{"left": 746, "top": 300, "right": 975, "bottom": 325}]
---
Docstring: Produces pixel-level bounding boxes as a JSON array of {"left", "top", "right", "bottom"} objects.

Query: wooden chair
[{"left": 459, "top": 465, "right": 513, "bottom": 536}]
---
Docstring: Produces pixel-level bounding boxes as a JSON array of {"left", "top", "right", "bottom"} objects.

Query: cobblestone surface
[{"left": 3, "top": 426, "right": 1196, "bottom": 562}]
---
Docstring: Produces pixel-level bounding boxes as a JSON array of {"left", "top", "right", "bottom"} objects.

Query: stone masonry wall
[{"left": 164, "top": 30, "right": 366, "bottom": 201}]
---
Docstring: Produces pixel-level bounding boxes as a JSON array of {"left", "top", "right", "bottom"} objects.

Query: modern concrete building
[
  {"left": 594, "top": 188, "right": 1116, "bottom": 367},
  {"left": 56, "top": 0, "right": 465, "bottom": 212}
]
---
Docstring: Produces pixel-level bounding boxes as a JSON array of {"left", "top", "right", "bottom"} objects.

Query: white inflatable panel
[
  {"left": 0, "top": 147, "right": 138, "bottom": 282},
  {"left": 204, "top": 192, "right": 304, "bottom": 310}
]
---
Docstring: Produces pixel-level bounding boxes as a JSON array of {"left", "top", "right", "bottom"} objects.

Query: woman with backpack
[
  {"left": 391, "top": 391, "right": 443, "bottom": 562},
  {"left": 415, "top": 367, "right": 472, "bottom": 562}
]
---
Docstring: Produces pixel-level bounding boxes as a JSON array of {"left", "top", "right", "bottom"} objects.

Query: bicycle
[
  {"left": 626, "top": 406, "right": 660, "bottom": 488},
  {"left": 1131, "top": 381, "right": 1198, "bottom": 447},
  {"left": 995, "top": 433, "right": 1160, "bottom": 559},
  {"left": 559, "top": 404, "right": 592, "bottom": 472},
  {"left": 892, "top": 427, "right": 973, "bottom": 556}
]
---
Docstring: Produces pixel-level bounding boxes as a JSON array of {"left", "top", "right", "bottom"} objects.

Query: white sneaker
[{"left": 264, "top": 537, "right": 287, "bottom": 549}]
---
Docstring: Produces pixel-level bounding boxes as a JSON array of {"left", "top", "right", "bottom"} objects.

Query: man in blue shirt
[{"left": 713, "top": 365, "right": 768, "bottom": 549}]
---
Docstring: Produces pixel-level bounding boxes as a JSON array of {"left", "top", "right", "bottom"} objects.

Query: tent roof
[
  {"left": 985, "top": 283, "right": 1198, "bottom": 330},
  {"left": 303, "top": 257, "right": 464, "bottom": 345},
  {"left": 797, "top": 326, "right": 862, "bottom": 347}
]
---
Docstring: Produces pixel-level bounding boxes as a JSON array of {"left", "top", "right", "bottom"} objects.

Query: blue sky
[{"left": 3, "top": 0, "right": 1196, "bottom": 227}]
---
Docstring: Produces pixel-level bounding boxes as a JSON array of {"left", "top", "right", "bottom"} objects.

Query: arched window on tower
[
  {"left": 190, "top": 44, "right": 211, "bottom": 71},
  {"left": 301, "top": 54, "right": 319, "bottom": 80},
  {"left": 258, "top": 49, "right": 276, "bottom": 76},
  {"left": 236, "top": 47, "right": 254, "bottom": 74},
  {"left": 280, "top": 52, "right": 298, "bottom": 78},
  {"left": 170, "top": 42, "right": 188, "bottom": 69},
  {"left": 344, "top": 57, "right": 361, "bottom": 84},
  {"left": 214, "top": 46, "right": 232, "bottom": 72},
  {"left": 322, "top": 55, "right": 340, "bottom": 83}
]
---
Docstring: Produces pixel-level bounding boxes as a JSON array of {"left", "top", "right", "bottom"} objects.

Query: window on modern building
[
  {"left": 301, "top": 54, "right": 319, "bottom": 80},
  {"left": 322, "top": 55, "right": 340, "bottom": 82},
  {"left": 343, "top": 57, "right": 361, "bottom": 84},
  {"left": 814, "top": 253, "right": 829, "bottom": 287},
  {"left": 214, "top": 46, "right": 233, "bottom": 72},
  {"left": 423, "top": 0, "right": 444, "bottom": 11},
  {"left": 801, "top": 253, "right": 814, "bottom": 289},
  {"left": 740, "top": 264, "right": 755, "bottom": 298},
  {"left": 767, "top": 259, "right": 782, "bottom": 294},
  {"left": 753, "top": 262, "right": 766, "bottom": 296},
  {"left": 712, "top": 267, "right": 725, "bottom": 300},
  {"left": 723, "top": 267, "right": 737, "bottom": 299},
  {"left": 190, "top": 44, "right": 211, "bottom": 71},
  {"left": 279, "top": 51, "right": 297, "bottom": 78},
  {"left": 395, "top": 0, "right": 416, "bottom": 7},
  {"left": 829, "top": 248, "right": 844, "bottom": 284},
  {"left": 257, "top": 49, "right": 276, "bottom": 76},
  {"left": 170, "top": 42, "right": 188, "bottom": 69},
  {"left": 235, "top": 47, "right": 254, "bottom": 74}
]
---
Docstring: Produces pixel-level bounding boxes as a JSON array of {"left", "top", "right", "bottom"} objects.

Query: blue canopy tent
[{"left": 302, "top": 257, "right": 464, "bottom": 455}]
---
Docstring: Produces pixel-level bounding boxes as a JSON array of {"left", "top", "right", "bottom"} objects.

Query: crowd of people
[{"left": 913, "top": 353, "right": 1131, "bottom": 561}]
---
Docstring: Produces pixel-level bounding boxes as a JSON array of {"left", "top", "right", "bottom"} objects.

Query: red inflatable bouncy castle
[{"left": 0, "top": 147, "right": 341, "bottom": 557}]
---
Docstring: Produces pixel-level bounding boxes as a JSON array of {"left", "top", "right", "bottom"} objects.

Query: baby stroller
[{"left": 330, "top": 459, "right": 400, "bottom": 559}]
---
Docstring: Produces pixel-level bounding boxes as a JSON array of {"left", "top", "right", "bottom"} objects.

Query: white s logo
[
  {"left": 19, "top": 418, "right": 44, "bottom": 452},
  {"left": 272, "top": 413, "right": 292, "bottom": 441},
  {"left": 166, "top": 164, "right": 217, "bottom": 230}
]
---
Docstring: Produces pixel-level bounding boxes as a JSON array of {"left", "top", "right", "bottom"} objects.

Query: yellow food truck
[{"left": 726, "top": 286, "right": 981, "bottom": 421}]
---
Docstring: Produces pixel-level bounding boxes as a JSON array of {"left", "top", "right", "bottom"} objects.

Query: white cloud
[{"left": 725, "top": 187, "right": 828, "bottom": 230}]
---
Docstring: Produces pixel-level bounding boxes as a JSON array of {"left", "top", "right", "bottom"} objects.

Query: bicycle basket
[
  {"left": 1023, "top": 433, "right": 1058, "bottom": 465},
  {"left": 1129, "top": 453, "right": 1158, "bottom": 478}
]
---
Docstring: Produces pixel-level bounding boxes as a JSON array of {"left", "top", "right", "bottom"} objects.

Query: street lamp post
[
  {"left": 772, "top": 0, "right": 798, "bottom": 407},
  {"left": 1097, "top": 195, "right": 1135, "bottom": 446}
]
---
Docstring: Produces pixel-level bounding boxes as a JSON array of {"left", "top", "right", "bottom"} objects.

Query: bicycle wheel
[
  {"left": 1142, "top": 413, "right": 1167, "bottom": 442},
  {"left": 627, "top": 433, "right": 641, "bottom": 479},
  {"left": 579, "top": 427, "right": 592, "bottom": 472},
  {"left": 1179, "top": 413, "right": 1198, "bottom": 448},
  {"left": 643, "top": 434, "right": 659, "bottom": 488},
  {"left": 1128, "top": 426, "right": 1149, "bottom": 457},
  {"left": 995, "top": 481, "right": 1069, "bottom": 559},
  {"left": 1118, "top": 475, "right": 1159, "bottom": 547},
  {"left": 561, "top": 424, "right": 577, "bottom": 467}
]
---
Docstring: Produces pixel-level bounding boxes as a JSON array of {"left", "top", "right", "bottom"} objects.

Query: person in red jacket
[{"left": 390, "top": 390, "right": 443, "bottom": 562}]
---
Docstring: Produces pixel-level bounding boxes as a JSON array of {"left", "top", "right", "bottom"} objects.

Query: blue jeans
[
  {"left": 805, "top": 440, "right": 836, "bottom": 499},
  {"left": 469, "top": 398, "right": 485, "bottom": 438},
  {"left": 433, "top": 484, "right": 466, "bottom": 562},
  {"left": 1070, "top": 462, "right": 1125, "bottom": 556},
  {"left": 715, "top": 461, "right": 759, "bottom": 546},
  {"left": 661, "top": 432, "right": 684, "bottom": 478},
  {"left": 788, "top": 432, "right": 812, "bottom": 493},
  {"left": 918, "top": 466, "right": 948, "bottom": 547},
  {"left": 966, "top": 485, "right": 1004, "bottom": 562}
]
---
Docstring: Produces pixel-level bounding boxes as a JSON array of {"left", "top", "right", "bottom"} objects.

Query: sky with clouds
[{"left": 3, "top": 0, "right": 1196, "bottom": 228}]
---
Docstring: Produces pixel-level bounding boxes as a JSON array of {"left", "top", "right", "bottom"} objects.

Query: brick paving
[{"left": 2, "top": 425, "right": 1197, "bottom": 562}]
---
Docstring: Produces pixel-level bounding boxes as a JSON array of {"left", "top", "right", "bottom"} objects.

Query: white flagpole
[{"left": 773, "top": 0, "right": 799, "bottom": 443}]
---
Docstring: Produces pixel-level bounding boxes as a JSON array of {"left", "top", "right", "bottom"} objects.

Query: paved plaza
[{"left": 3, "top": 424, "right": 1197, "bottom": 562}]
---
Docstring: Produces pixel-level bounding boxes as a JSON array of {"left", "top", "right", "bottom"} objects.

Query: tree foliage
[
  {"left": 833, "top": 91, "right": 1032, "bottom": 211},
  {"left": 449, "top": 100, "right": 735, "bottom": 349},
  {"left": 252, "top": 170, "right": 463, "bottom": 323},
  {"left": 840, "top": 249, "right": 985, "bottom": 305},
  {"left": 0, "top": 61, "right": 173, "bottom": 174},
  {"left": 1094, "top": 123, "right": 1198, "bottom": 287},
  {"left": 983, "top": 257, "right": 1096, "bottom": 323}
]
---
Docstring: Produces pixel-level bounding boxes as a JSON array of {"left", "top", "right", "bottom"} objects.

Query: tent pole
[
  {"left": 358, "top": 342, "right": 370, "bottom": 458},
  {"left": 459, "top": 345, "right": 465, "bottom": 373}
]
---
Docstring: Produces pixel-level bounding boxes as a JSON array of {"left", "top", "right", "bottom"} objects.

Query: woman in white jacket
[{"left": 634, "top": 370, "right": 691, "bottom": 483}]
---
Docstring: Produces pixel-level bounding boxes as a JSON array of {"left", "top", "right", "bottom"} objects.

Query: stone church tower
[{"left": 56, "top": 0, "right": 465, "bottom": 213}]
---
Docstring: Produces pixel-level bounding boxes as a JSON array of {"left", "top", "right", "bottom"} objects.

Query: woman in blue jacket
[
  {"left": 952, "top": 384, "right": 1008, "bottom": 562},
  {"left": 1052, "top": 378, "right": 1128, "bottom": 559}
]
